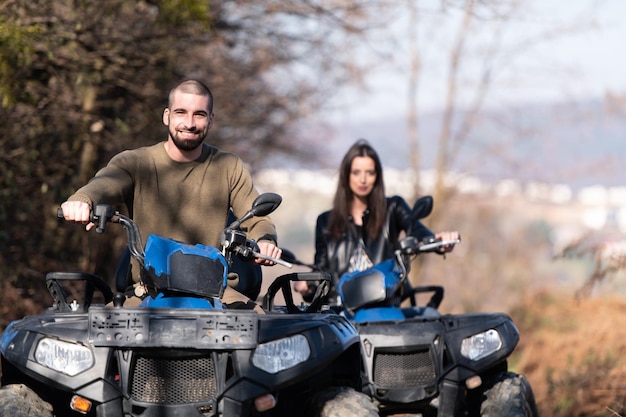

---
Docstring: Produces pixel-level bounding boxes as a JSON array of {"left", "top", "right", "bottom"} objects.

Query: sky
[
  {"left": 326, "top": 0, "right": 626, "bottom": 125},
  {"left": 306, "top": 0, "right": 626, "bottom": 187}
]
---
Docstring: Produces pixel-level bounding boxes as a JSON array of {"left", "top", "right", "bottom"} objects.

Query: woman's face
[{"left": 349, "top": 156, "right": 377, "bottom": 200}]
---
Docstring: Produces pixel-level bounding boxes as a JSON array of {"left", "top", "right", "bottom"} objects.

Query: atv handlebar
[
  {"left": 220, "top": 228, "right": 293, "bottom": 268},
  {"left": 253, "top": 252, "right": 293, "bottom": 268},
  {"left": 399, "top": 235, "right": 461, "bottom": 255},
  {"left": 58, "top": 206, "right": 145, "bottom": 263},
  {"left": 59, "top": 200, "right": 292, "bottom": 269},
  {"left": 418, "top": 238, "right": 461, "bottom": 252},
  {"left": 393, "top": 236, "right": 461, "bottom": 280}
]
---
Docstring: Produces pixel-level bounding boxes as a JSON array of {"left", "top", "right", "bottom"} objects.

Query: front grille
[
  {"left": 131, "top": 354, "right": 217, "bottom": 404},
  {"left": 373, "top": 348, "right": 436, "bottom": 387}
]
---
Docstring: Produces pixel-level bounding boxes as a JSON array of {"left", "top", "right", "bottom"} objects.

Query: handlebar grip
[
  {"left": 418, "top": 238, "right": 460, "bottom": 252},
  {"left": 275, "top": 258, "right": 294, "bottom": 269},
  {"left": 57, "top": 207, "right": 64, "bottom": 219},
  {"left": 248, "top": 251, "right": 294, "bottom": 268}
]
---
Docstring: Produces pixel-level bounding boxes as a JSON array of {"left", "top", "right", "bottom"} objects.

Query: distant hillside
[{"left": 321, "top": 98, "right": 626, "bottom": 191}]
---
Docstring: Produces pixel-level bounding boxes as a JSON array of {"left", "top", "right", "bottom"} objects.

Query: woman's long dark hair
[{"left": 327, "top": 139, "right": 386, "bottom": 241}]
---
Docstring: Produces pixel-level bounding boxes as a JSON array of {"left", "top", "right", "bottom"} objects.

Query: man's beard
[{"left": 169, "top": 129, "right": 206, "bottom": 151}]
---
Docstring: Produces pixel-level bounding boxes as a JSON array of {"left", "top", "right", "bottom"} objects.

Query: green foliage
[
  {"left": 0, "top": 17, "right": 41, "bottom": 107},
  {"left": 157, "top": 0, "right": 212, "bottom": 27},
  {"left": 0, "top": 0, "right": 244, "bottom": 293}
]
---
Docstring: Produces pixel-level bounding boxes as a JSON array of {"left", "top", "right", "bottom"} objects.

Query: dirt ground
[{"left": 510, "top": 291, "right": 626, "bottom": 417}]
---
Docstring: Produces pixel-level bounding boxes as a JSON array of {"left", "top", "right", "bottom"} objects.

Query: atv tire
[
  {"left": 306, "top": 386, "right": 379, "bottom": 417},
  {"left": 0, "top": 384, "right": 53, "bottom": 417},
  {"left": 480, "top": 372, "right": 539, "bottom": 417}
]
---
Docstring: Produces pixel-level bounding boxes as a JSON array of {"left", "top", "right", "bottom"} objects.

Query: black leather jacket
[{"left": 313, "top": 196, "right": 434, "bottom": 302}]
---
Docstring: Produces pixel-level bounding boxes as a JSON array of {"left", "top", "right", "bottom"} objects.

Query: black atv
[
  {"left": 288, "top": 196, "right": 539, "bottom": 417},
  {"left": 0, "top": 193, "right": 378, "bottom": 417}
]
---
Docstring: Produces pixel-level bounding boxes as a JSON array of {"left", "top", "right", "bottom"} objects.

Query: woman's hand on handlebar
[
  {"left": 434, "top": 231, "right": 460, "bottom": 253},
  {"left": 60, "top": 201, "right": 96, "bottom": 231}
]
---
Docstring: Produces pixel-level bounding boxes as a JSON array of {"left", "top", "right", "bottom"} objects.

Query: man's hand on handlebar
[
  {"left": 256, "top": 241, "right": 283, "bottom": 266},
  {"left": 60, "top": 201, "right": 96, "bottom": 231}
]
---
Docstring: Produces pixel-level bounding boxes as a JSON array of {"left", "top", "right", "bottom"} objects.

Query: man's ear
[{"left": 162, "top": 108, "right": 170, "bottom": 126}]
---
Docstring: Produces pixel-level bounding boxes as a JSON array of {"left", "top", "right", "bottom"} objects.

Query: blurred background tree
[{"left": 0, "top": 0, "right": 394, "bottom": 309}]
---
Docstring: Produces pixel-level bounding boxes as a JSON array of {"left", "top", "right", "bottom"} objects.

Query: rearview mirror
[
  {"left": 250, "top": 193, "right": 282, "bottom": 217},
  {"left": 412, "top": 196, "right": 433, "bottom": 220},
  {"left": 227, "top": 193, "right": 283, "bottom": 229}
]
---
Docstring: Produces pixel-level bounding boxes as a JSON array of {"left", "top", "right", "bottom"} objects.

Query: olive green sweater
[{"left": 69, "top": 142, "right": 277, "bottom": 249}]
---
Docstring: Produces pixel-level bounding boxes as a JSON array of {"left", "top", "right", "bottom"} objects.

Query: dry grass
[{"left": 511, "top": 291, "right": 626, "bottom": 417}]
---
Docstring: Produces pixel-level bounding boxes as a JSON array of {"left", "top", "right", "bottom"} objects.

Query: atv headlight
[
  {"left": 461, "top": 329, "right": 502, "bottom": 361},
  {"left": 35, "top": 338, "right": 94, "bottom": 376},
  {"left": 252, "top": 335, "right": 310, "bottom": 374}
]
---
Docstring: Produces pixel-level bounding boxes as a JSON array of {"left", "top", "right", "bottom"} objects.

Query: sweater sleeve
[{"left": 67, "top": 151, "right": 135, "bottom": 208}]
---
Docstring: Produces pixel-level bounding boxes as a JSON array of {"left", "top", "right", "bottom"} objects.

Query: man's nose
[{"left": 183, "top": 115, "right": 196, "bottom": 129}]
